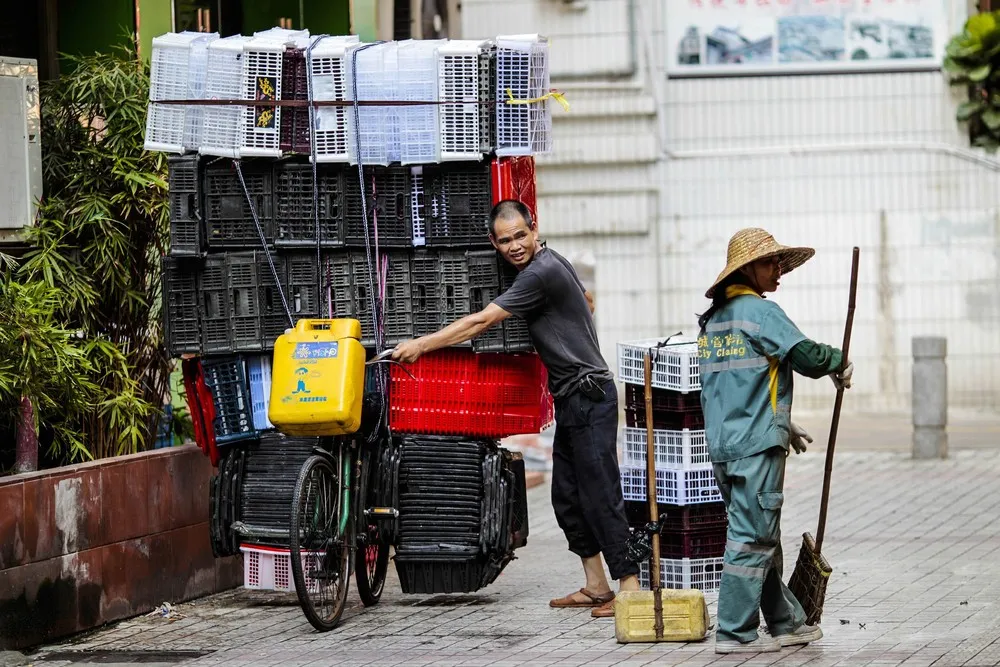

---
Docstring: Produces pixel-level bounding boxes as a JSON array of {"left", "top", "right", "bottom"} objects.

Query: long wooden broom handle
[
  {"left": 644, "top": 352, "right": 661, "bottom": 589},
  {"left": 814, "top": 247, "right": 860, "bottom": 553}
]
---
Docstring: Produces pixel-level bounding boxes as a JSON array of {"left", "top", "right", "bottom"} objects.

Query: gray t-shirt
[{"left": 493, "top": 248, "right": 612, "bottom": 399}]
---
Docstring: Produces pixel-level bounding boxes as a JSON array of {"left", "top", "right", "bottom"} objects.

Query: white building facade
[{"left": 460, "top": 0, "right": 1000, "bottom": 414}]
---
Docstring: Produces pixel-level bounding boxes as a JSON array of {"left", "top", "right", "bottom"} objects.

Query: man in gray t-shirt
[{"left": 392, "top": 200, "right": 639, "bottom": 618}]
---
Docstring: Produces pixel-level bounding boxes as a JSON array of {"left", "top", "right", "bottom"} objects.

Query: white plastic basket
[
  {"left": 346, "top": 42, "right": 398, "bottom": 165},
  {"left": 200, "top": 35, "right": 252, "bottom": 157},
  {"left": 620, "top": 464, "right": 721, "bottom": 505},
  {"left": 145, "top": 31, "right": 218, "bottom": 154},
  {"left": 253, "top": 27, "right": 310, "bottom": 42},
  {"left": 438, "top": 40, "right": 488, "bottom": 162},
  {"left": 410, "top": 166, "right": 427, "bottom": 246},
  {"left": 241, "top": 544, "right": 321, "bottom": 593},
  {"left": 617, "top": 337, "right": 701, "bottom": 393},
  {"left": 246, "top": 355, "right": 273, "bottom": 430},
  {"left": 638, "top": 557, "right": 724, "bottom": 592},
  {"left": 495, "top": 34, "right": 551, "bottom": 156},
  {"left": 240, "top": 37, "right": 286, "bottom": 158},
  {"left": 309, "top": 36, "right": 359, "bottom": 163},
  {"left": 621, "top": 427, "right": 709, "bottom": 470},
  {"left": 397, "top": 40, "right": 442, "bottom": 165}
]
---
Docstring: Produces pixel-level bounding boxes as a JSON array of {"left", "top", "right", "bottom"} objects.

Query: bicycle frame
[{"left": 308, "top": 441, "right": 355, "bottom": 541}]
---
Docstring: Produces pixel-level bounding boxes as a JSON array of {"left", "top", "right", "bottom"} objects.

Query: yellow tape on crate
[{"left": 269, "top": 319, "right": 365, "bottom": 436}]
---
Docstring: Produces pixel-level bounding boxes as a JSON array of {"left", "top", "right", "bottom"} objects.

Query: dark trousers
[{"left": 551, "top": 379, "right": 638, "bottom": 580}]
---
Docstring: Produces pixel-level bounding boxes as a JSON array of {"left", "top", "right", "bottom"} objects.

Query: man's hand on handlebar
[{"left": 391, "top": 339, "right": 424, "bottom": 364}]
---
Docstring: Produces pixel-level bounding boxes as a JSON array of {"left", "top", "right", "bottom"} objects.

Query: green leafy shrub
[
  {"left": 944, "top": 11, "right": 1000, "bottom": 151},
  {"left": 4, "top": 43, "right": 176, "bottom": 465}
]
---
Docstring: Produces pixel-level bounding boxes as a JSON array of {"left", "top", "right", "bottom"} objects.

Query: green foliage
[
  {"left": 8, "top": 42, "right": 174, "bottom": 463},
  {"left": 944, "top": 11, "right": 1000, "bottom": 151},
  {"left": 0, "top": 271, "right": 100, "bottom": 463}
]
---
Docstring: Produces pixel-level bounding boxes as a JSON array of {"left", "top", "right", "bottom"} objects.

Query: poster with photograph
[{"left": 666, "top": 0, "right": 945, "bottom": 75}]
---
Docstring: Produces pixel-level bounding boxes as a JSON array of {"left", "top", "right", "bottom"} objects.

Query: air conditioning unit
[{"left": 0, "top": 57, "right": 42, "bottom": 243}]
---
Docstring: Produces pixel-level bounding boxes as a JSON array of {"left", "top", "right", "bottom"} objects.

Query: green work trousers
[{"left": 713, "top": 446, "right": 807, "bottom": 644}]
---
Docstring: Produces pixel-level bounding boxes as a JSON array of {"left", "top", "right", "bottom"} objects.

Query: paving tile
[{"left": 26, "top": 450, "right": 1000, "bottom": 667}]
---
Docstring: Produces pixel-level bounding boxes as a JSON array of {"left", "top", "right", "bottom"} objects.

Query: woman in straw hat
[{"left": 698, "top": 228, "right": 853, "bottom": 654}]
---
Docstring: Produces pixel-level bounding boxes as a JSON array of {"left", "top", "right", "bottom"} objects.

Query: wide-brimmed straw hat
[{"left": 705, "top": 228, "right": 815, "bottom": 299}]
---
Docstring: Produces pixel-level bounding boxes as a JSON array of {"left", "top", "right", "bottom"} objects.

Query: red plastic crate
[
  {"left": 490, "top": 156, "right": 537, "bottom": 228},
  {"left": 182, "top": 357, "right": 220, "bottom": 466},
  {"left": 389, "top": 349, "right": 554, "bottom": 438},
  {"left": 659, "top": 525, "right": 728, "bottom": 559}
]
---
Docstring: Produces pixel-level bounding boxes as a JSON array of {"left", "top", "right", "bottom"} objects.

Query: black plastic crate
[
  {"left": 394, "top": 556, "right": 486, "bottom": 595},
  {"left": 167, "top": 155, "right": 202, "bottom": 255},
  {"left": 345, "top": 166, "right": 412, "bottom": 247},
  {"left": 258, "top": 253, "right": 291, "bottom": 350},
  {"left": 497, "top": 256, "right": 532, "bottom": 353},
  {"left": 468, "top": 250, "right": 504, "bottom": 352},
  {"left": 285, "top": 252, "right": 323, "bottom": 320},
  {"left": 625, "top": 501, "right": 728, "bottom": 533},
  {"left": 326, "top": 251, "right": 354, "bottom": 320},
  {"left": 162, "top": 256, "right": 201, "bottom": 356},
  {"left": 199, "top": 255, "right": 231, "bottom": 354},
  {"left": 239, "top": 433, "right": 320, "bottom": 543},
  {"left": 201, "top": 356, "right": 256, "bottom": 444},
  {"left": 279, "top": 49, "right": 310, "bottom": 155},
  {"left": 350, "top": 250, "right": 413, "bottom": 347},
  {"left": 229, "top": 252, "right": 265, "bottom": 352},
  {"left": 423, "top": 162, "right": 492, "bottom": 247},
  {"left": 274, "top": 163, "right": 346, "bottom": 247},
  {"left": 625, "top": 408, "right": 706, "bottom": 431},
  {"left": 624, "top": 384, "right": 702, "bottom": 413},
  {"left": 204, "top": 160, "right": 274, "bottom": 248},
  {"left": 411, "top": 249, "right": 471, "bottom": 339}
]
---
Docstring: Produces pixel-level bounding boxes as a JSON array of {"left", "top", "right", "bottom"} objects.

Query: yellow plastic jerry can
[
  {"left": 269, "top": 319, "right": 366, "bottom": 436},
  {"left": 614, "top": 589, "right": 711, "bottom": 643}
]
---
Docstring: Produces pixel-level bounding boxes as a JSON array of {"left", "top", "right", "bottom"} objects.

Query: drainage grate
[{"left": 36, "top": 650, "right": 212, "bottom": 664}]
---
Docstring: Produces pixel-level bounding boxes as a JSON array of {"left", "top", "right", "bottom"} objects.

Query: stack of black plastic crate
[{"left": 156, "top": 35, "right": 545, "bottom": 592}]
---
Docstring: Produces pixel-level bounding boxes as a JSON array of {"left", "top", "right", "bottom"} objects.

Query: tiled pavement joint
[{"left": 31, "top": 449, "right": 1000, "bottom": 667}]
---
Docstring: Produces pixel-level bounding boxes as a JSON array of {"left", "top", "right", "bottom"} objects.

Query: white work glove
[
  {"left": 790, "top": 422, "right": 813, "bottom": 454},
  {"left": 829, "top": 361, "right": 854, "bottom": 391}
]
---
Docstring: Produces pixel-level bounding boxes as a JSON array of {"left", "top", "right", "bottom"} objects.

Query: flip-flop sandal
[
  {"left": 549, "top": 588, "right": 615, "bottom": 608},
  {"left": 591, "top": 600, "right": 615, "bottom": 618}
]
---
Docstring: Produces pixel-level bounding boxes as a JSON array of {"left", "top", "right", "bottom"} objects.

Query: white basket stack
[
  {"left": 309, "top": 35, "right": 361, "bottom": 163},
  {"left": 145, "top": 31, "right": 218, "bottom": 154},
  {"left": 145, "top": 32, "right": 552, "bottom": 163},
  {"left": 495, "top": 34, "right": 551, "bottom": 156},
  {"left": 199, "top": 35, "right": 254, "bottom": 158},
  {"left": 616, "top": 336, "right": 725, "bottom": 593}
]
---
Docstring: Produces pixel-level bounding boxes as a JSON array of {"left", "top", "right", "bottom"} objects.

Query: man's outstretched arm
[{"left": 391, "top": 304, "right": 511, "bottom": 363}]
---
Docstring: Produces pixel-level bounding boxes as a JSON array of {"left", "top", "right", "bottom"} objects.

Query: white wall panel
[{"left": 460, "top": 0, "right": 634, "bottom": 78}]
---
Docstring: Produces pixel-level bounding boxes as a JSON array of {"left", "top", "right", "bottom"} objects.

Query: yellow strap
[
  {"left": 724, "top": 285, "right": 778, "bottom": 412},
  {"left": 505, "top": 88, "right": 571, "bottom": 112},
  {"left": 725, "top": 285, "right": 760, "bottom": 299}
]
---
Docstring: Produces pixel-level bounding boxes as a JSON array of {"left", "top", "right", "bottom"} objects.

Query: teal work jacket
[{"left": 698, "top": 286, "right": 808, "bottom": 463}]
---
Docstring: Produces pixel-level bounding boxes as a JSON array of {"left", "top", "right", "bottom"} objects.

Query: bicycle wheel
[
  {"left": 354, "top": 444, "right": 391, "bottom": 606},
  {"left": 290, "top": 453, "right": 352, "bottom": 632}
]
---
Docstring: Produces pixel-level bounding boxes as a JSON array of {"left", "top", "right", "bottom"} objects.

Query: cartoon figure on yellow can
[{"left": 292, "top": 367, "right": 311, "bottom": 395}]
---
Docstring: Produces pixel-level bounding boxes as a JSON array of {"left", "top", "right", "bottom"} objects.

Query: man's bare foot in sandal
[
  {"left": 549, "top": 588, "right": 614, "bottom": 608},
  {"left": 592, "top": 574, "right": 639, "bottom": 618}
]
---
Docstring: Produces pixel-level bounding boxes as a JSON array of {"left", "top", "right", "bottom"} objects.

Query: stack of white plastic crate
[{"left": 616, "top": 337, "right": 726, "bottom": 592}]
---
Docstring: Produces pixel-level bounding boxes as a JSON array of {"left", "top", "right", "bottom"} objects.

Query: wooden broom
[{"left": 787, "top": 247, "right": 860, "bottom": 625}]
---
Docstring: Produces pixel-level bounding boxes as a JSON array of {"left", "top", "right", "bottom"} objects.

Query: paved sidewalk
[{"left": 27, "top": 448, "right": 1000, "bottom": 667}]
